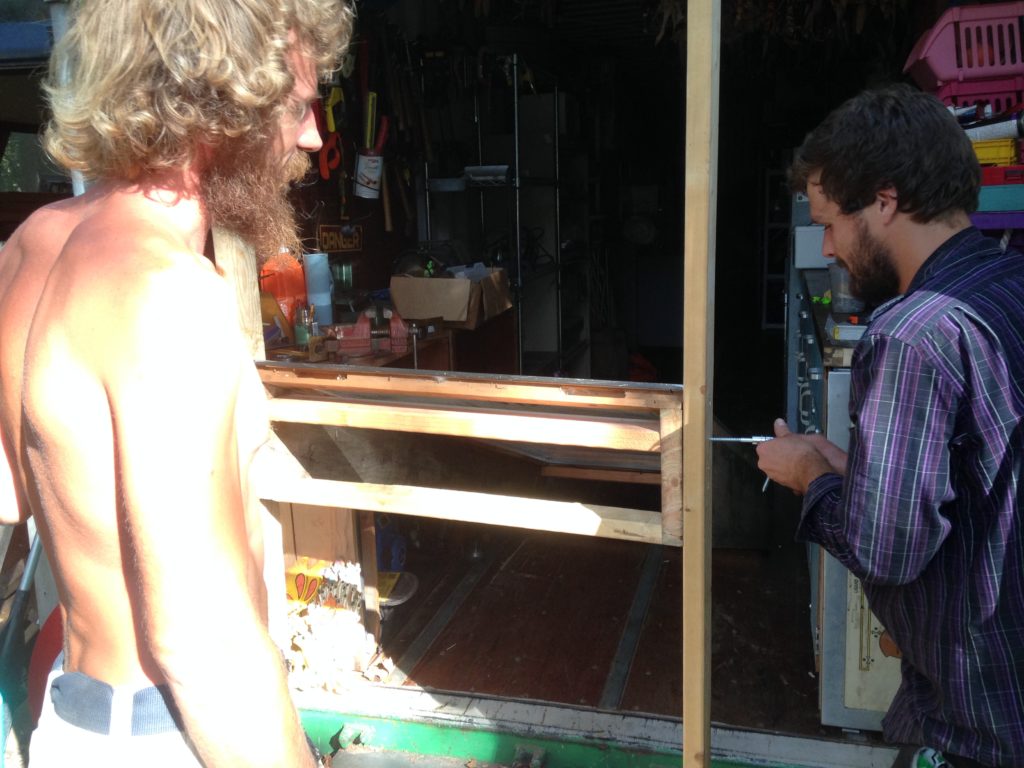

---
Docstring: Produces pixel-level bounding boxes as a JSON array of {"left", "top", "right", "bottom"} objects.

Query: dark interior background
[
  {"left": 1, "top": 0, "right": 965, "bottom": 432},
  {"left": 345, "top": 0, "right": 957, "bottom": 435}
]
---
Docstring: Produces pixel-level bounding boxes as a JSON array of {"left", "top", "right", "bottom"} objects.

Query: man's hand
[{"left": 756, "top": 418, "right": 845, "bottom": 495}]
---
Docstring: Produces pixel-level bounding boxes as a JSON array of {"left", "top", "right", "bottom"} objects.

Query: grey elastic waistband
[{"left": 49, "top": 671, "right": 183, "bottom": 736}]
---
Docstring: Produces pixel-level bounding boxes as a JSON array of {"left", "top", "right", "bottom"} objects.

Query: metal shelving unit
[{"left": 420, "top": 54, "right": 589, "bottom": 377}]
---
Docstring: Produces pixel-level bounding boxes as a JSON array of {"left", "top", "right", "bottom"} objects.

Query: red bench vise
[{"left": 328, "top": 309, "right": 410, "bottom": 357}]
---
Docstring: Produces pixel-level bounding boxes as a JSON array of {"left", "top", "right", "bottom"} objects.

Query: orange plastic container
[{"left": 259, "top": 249, "right": 307, "bottom": 328}]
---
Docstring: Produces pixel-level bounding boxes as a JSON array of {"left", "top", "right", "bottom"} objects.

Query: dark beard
[
  {"left": 845, "top": 218, "right": 900, "bottom": 307},
  {"left": 200, "top": 137, "right": 311, "bottom": 264}
]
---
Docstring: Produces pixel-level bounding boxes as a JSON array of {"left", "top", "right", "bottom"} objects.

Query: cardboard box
[{"left": 389, "top": 268, "right": 512, "bottom": 330}]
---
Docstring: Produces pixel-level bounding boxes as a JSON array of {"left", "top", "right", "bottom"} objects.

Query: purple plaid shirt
[{"left": 798, "top": 228, "right": 1024, "bottom": 767}]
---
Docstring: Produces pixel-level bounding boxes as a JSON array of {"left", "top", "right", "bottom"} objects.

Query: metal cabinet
[{"left": 785, "top": 241, "right": 901, "bottom": 731}]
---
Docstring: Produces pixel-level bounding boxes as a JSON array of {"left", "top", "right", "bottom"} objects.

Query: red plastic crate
[
  {"left": 936, "top": 75, "right": 1024, "bottom": 111},
  {"left": 982, "top": 164, "right": 1024, "bottom": 184},
  {"left": 905, "top": 3, "right": 1024, "bottom": 91}
]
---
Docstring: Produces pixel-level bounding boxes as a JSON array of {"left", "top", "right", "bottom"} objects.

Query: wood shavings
[
  {"left": 361, "top": 649, "right": 396, "bottom": 683},
  {"left": 284, "top": 601, "right": 377, "bottom": 694}
]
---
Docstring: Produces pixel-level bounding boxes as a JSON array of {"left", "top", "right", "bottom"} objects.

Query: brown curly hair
[{"left": 43, "top": 0, "right": 354, "bottom": 181}]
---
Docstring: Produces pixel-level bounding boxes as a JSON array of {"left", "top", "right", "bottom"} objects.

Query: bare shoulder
[
  {"left": 54, "top": 213, "right": 242, "bottom": 371},
  {"left": 0, "top": 197, "right": 79, "bottom": 274}
]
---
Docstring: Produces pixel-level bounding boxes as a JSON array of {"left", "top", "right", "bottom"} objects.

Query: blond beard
[{"left": 201, "top": 142, "right": 311, "bottom": 264}]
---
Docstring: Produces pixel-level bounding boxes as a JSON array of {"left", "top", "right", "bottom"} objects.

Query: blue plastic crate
[{"left": 978, "top": 184, "right": 1024, "bottom": 211}]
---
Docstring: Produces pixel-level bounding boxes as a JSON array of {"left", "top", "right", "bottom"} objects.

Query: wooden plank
[
  {"left": 682, "top": 0, "right": 720, "bottom": 765},
  {"left": 212, "top": 227, "right": 265, "bottom": 361},
  {"left": 258, "top": 363, "right": 683, "bottom": 411},
  {"left": 261, "top": 502, "right": 289, "bottom": 649},
  {"left": 472, "top": 440, "right": 661, "bottom": 472},
  {"left": 660, "top": 403, "right": 684, "bottom": 539},
  {"left": 257, "top": 477, "right": 667, "bottom": 545},
  {"left": 539, "top": 466, "right": 660, "bottom": 485},
  {"left": 358, "top": 511, "right": 381, "bottom": 642},
  {"left": 290, "top": 503, "right": 359, "bottom": 563},
  {"left": 266, "top": 397, "right": 663, "bottom": 452},
  {"left": 272, "top": 502, "right": 297, "bottom": 562}
]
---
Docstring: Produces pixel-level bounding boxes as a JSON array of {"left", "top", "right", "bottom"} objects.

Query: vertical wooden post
[
  {"left": 682, "top": 1, "right": 720, "bottom": 766},
  {"left": 359, "top": 511, "right": 382, "bottom": 643},
  {"left": 212, "top": 227, "right": 265, "bottom": 361}
]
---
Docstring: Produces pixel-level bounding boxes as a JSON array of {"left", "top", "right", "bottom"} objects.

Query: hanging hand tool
[
  {"left": 364, "top": 91, "right": 378, "bottom": 151},
  {"left": 324, "top": 86, "right": 345, "bottom": 134},
  {"left": 338, "top": 140, "right": 348, "bottom": 220},
  {"left": 390, "top": 161, "right": 413, "bottom": 237},
  {"left": 380, "top": 25, "right": 405, "bottom": 134},
  {"left": 315, "top": 100, "right": 342, "bottom": 181},
  {"left": 381, "top": 167, "right": 393, "bottom": 233},
  {"left": 373, "top": 115, "right": 390, "bottom": 155}
]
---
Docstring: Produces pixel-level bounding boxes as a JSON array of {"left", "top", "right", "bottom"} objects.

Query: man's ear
[{"left": 875, "top": 186, "right": 899, "bottom": 224}]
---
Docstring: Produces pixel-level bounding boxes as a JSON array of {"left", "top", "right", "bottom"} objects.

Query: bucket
[
  {"left": 303, "top": 252, "right": 334, "bottom": 326},
  {"left": 828, "top": 263, "right": 865, "bottom": 314},
  {"left": 354, "top": 152, "right": 383, "bottom": 199}
]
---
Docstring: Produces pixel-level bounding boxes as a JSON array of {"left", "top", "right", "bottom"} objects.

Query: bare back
[
  {"left": 1, "top": 185, "right": 272, "bottom": 688},
  {"left": 0, "top": 196, "right": 86, "bottom": 524}
]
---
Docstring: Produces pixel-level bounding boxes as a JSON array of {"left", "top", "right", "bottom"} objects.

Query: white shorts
[{"left": 28, "top": 661, "right": 203, "bottom": 768}]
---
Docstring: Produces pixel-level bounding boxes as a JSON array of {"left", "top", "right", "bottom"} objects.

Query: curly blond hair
[{"left": 43, "top": 0, "right": 354, "bottom": 181}]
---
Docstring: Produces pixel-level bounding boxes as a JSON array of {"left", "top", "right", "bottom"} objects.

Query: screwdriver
[{"left": 708, "top": 436, "right": 774, "bottom": 491}]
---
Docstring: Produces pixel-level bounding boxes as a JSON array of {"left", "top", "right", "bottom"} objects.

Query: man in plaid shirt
[{"left": 758, "top": 84, "right": 1024, "bottom": 768}]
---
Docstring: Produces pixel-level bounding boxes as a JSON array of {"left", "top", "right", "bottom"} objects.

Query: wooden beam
[
  {"left": 539, "top": 466, "right": 661, "bottom": 485},
  {"left": 257, "top": 477, "right": 667, "bottom": 545},
  {"left": 289, "top": 503, "right": 359, "bottom": 563},
  {"left": 213, "top": 227, "right": 265, "bottom": 361},
  {"left": 682, "top": 0, "right": 720, "bottom": 766},
  {"left": 660, "top": 402, "right": 684, "bottom": 539},
  {"left": 261, "top": 502, "right": 289, "bottom": 649},
  {"left": 266, "top": 397, "right": 663, "bottom": 452},
  {"left": 258, "top": 363, "right": 683, "bottom": 412},
  {"left": 358, "top": 511, "right": 381, "bottom": 642}
]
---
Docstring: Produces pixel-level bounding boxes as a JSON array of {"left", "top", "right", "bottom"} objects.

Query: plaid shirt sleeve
[{"left": 796, "top": 333, "right": 960, "bottom": 586}]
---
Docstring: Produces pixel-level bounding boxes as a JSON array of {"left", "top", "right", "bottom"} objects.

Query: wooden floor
[
  {"left": 377, "top": 517, "right": 829, "bottom": 737},
  {"left": 406, "top": 532, "right": 646, "bottom": 705}
]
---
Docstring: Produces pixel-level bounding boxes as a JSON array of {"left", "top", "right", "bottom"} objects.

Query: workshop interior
[{"left": 1, "top": 0, "right": 1018, "bottom": 766}]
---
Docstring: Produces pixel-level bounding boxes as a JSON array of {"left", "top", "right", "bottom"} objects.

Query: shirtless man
[{"left": 0, "top": 1, "right": 352, "bottom": 765}]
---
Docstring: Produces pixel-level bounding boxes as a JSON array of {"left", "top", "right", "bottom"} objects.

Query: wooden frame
[
  {"left": 256, "top": 362, "right": 683, "bottom": 547},
  {"left": 219, "top": 0, "right": 721, "bottom": 758}
]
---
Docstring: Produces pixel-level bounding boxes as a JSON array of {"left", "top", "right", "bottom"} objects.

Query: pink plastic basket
[{"left": 905, "top": 3, "right": 1024, "bottom": 90}]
